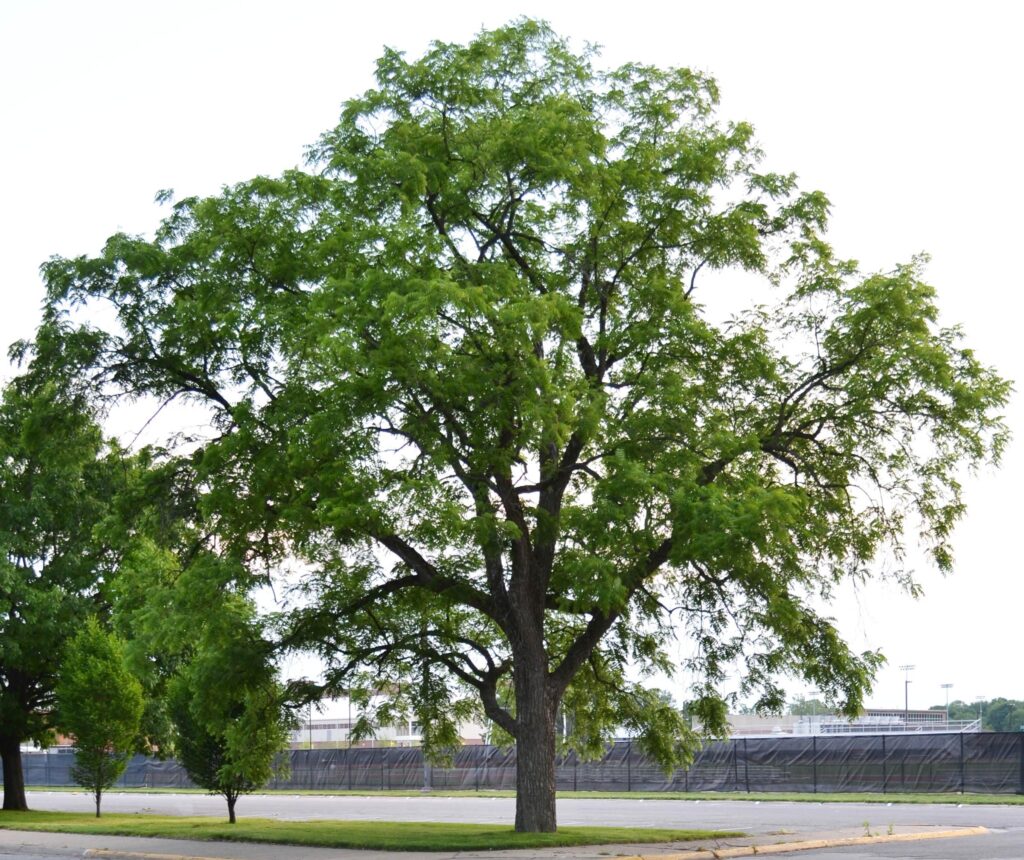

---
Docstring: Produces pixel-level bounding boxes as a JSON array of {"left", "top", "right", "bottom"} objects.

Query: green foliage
[
  {"left": 130, "top": 558, "right": 294, "bottom": 823},
  {"left": 937, "top": 698, "right": 1024, "bottom": 732},
  {"left": 0, "top": 381, "right": 111, "bottom": 748},
  {"left": 0, "top": 375, "right": 140, "bottom": 811},
  {"left": 788, "top": 697, "right": 831, "bottom": 716},
  {"left": 167, "top": 658, "right": 291, "bottom": 823},
  {"left": 981, "top": 699, "right": 1024, "bottom": 733},
  {"left": 28, "top": 18, "right": 1010, "bottom": 829},
  {"left": 56, "top": 618, "right": 144, "bottom": 816}
]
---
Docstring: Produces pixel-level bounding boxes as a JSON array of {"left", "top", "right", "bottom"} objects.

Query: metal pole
[
  {"left": 627, "top": 740, "right": 632, "bottom": 792},
  {"left": 812, "top": 736, "right": 818, "bottom": 794},
  {"left": 881, "top": 734, "right": 887, "bottom": 794},
  {"left": 743, "top": 738, "right": 750, "bottom": 793},
  {"left": 941, "top": 684, "right": 953, "bottom": 725},
  {"left": 733, "top": 740, "right": 740, "bottom": 792},
  {"left": 960, "top": 731, "right": 966, "bottom": 793},
  {"left": 900, "top": 664, "right": 915, "bottom": 725},
  {"left": 1018, "top": 732, "right": 1024, "bottom": 795}
]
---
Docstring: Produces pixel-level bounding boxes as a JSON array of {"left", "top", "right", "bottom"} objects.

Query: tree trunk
[
  {"left": 227, "top": 793, "right": 237, "bottom": 824},
  {"left": 95, "top": 787, "right": 101, "bottom": 818},
  {"left": 0, "top": 736, "right": 28, "bottom": 811},
  {"left": 513, "top": 660, "right": 557, "bottom": 832}
]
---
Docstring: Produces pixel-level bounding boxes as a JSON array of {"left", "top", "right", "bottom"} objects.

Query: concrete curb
[
  {"left": 622, "top": 825, "right": 990, "bottom": 860},
  {"left": 85, "top": 852, "right": 228, "bottom": 860},
  {"left": 81, "top": 826, "right": 990, "bottom": 860}
]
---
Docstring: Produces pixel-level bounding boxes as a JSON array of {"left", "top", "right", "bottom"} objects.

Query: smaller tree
[
  {"left": 56, "top": 618, "right": 144, "bottom": 817},
  {"left": 161, "top": 591, "right": 292, "bottom": 825},
  {"left": 168, "top": 663, "right": 291, "bottom": 824}
]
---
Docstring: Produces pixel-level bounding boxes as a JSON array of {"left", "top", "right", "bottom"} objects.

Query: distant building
[
  {"left": 727, "top": 708, "right": 980, "bottom": 738},
  {"left": 289, "top": 700, "right": 488, "bottom": 749}
]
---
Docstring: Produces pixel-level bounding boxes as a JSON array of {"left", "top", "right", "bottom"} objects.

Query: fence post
[
  {"left": 960, "top": 733, "right": 966, "bottom": 793},
  {"left": 812, "top": 736, "right": 817, "bottom": 794},
  {"left": 733, "top": 740, "right": 740, "bottom": 792},
  {"left": 881, "top": 735, "right": 887, "bottom": 794},
  {"left": 573, "top": 751, "right": 578, "bottom": 792},
  {"left": 381, "top": 748, "right": 386, "bottom": 790},
  {"left": 1018, "top": 732, "right": 1023, "bottom": 795},
  {"left": 627, "top": 740, "right": 632, "bottom": 792},
  {"left": 743, "top": 738, "right": 750, "bottom": 793}
]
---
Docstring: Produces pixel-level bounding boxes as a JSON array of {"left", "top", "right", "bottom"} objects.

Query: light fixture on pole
[
  {"left": 899, "top": 664, "right": 915, "bottom": 724},
  {"left": 976, "top": 695, "right": 985, "bottom": 728},
  {"left": 940, "top": 683, "right": 953, "bottom": 725}
]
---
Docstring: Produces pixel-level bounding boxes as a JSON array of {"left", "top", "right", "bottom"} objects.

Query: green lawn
[
  {"left": 0, "top": 811, "right": 741, "bottom": 851},
  {"left": 25, "top": 784, "right": 1024, "bottom": 804}
]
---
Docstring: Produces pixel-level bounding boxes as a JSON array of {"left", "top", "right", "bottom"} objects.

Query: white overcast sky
[{"left": 1, "top": 1, "right": 1021, "bottom": 713}]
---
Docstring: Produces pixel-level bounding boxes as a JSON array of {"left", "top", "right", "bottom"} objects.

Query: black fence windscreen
[{"left": 11, "top": 732, "right": 1024, "bottom": 795}]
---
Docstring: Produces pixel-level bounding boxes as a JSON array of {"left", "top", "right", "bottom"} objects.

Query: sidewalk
[{"left": 0, "top": 823, "right": 990, "bottom": 860}]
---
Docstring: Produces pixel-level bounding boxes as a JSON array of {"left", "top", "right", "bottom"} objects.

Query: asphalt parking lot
[
  {"left": 6, "top": 793, "right": 1024, "bottom": 859},
  {"left": 18, "top": 790, "right": 1024, "bottom": 832}
]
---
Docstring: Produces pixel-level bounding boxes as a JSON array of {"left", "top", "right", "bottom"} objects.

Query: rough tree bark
[
  {"left": 0, "top": 736, "right": 28, "bottom": 811},
  {"left": 513, "top": 673, "right": 558, "bottom": 832}
]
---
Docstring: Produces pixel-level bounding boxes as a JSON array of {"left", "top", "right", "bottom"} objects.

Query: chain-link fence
[{"left": 16, "top": 732, "right": 1024, "bottom": 794}]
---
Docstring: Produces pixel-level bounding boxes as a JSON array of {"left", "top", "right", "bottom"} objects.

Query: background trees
[
  {"left": 0, "top": 379, "right": 124, "bottom": 811},
  {"left": 108, "top": 516, "right": 293, "bottom": 824},
  {"left": 55, "top": 618, "right": 144, "bottom": 817},
  {"left": 934, "top": 698, "right": 1024, "bottom": 732},
  {"left": 33, "top": 21, "right": 1009, "bottom": 831}
]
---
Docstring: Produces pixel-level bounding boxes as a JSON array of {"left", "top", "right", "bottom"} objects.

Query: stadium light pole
[
  {"left": 941, "top": 683, "right": 953, "bottom": 725},
  {"left": 976, "top": 695, "right": 985, "bottom": 729},
  {"left": 900, "top": 665, "right": 915, "bottom": 725}
]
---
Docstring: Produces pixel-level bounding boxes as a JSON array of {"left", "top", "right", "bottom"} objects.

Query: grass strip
[
  {"left": 0, "top": 811, "right": 740, "bottom": 851},
  {"left": 25, "top": 785, "right": 1024, "bottom": 805}
]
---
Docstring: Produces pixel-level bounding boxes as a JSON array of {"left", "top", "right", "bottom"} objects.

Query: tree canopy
[
  {"left": 0, "top": 378, "right": 127, "bottom": 811},
  {"left": 31, "top": 20, "right": 1009, "bottom": 830}
]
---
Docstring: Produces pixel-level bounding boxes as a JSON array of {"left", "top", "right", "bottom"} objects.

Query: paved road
[
  {"left": 20, "top": 791, "right": 1024, "bottom": 834},
  {"left": 0, "top": 826, "right": 1017, "bottom": 860},
  {"left": 790, "top": 828, "right": 1024, "bottom": 859}
]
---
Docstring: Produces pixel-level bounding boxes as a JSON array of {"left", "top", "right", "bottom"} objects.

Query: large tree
[
  {"left": 0, "top": 379, "right": 124, "bottom": 811},
  {"left": 34, "top": 21, "right": 1008, "bottom": 830}
]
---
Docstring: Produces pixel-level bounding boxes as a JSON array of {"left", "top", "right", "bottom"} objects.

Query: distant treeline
[
  {"left": 784, "top": 696, "right": 1024, "bottom": 732},
  {"left": 933, "top": 699, "right": 1024, "bottom": 732}
]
